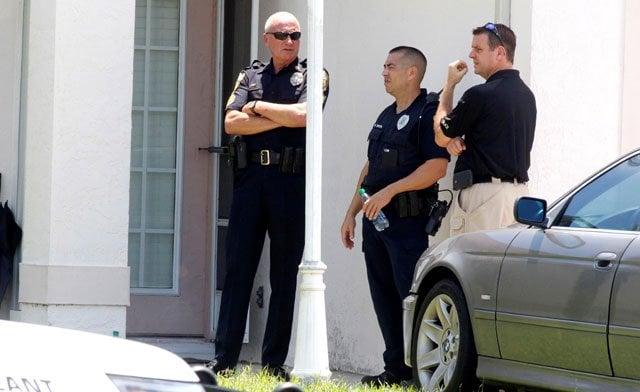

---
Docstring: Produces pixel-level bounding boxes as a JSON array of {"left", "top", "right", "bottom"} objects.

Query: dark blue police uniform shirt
[
  {"left": 440, "top": 69, "right": 536, "bottom": 182},
  {"left": 365, "top": 89, "right": 449, "bottom": 189},
  {"left": 225, "top": 58, "right": 328, "bottom": 152}
]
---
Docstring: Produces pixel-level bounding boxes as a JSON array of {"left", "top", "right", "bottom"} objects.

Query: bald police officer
[{"left": 208, "top": 11, "right": 329, "bottom": 380}]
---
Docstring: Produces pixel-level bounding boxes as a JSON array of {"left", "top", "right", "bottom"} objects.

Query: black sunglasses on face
[
  {"left": 266, "top": 31, "right": 301, "bottom": 41},
  {"left": 483, "top": 23, "right": 504, "bottom": 45}
]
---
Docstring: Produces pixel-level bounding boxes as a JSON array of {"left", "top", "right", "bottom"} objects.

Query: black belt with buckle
[
  {"left": 473, "top": 174, "right": 524, "bottom": 184},
  {"left": 250, "top": 149, "right": 281, "bottom": 166}
]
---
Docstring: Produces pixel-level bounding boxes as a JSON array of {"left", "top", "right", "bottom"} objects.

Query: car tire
[{"left": 411, "top": 279, "right": 477, "bottom": 392}]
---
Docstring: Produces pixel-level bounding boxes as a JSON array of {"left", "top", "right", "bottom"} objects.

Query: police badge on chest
[
  {"left": 397, "top": 114, "right": 409, "bottom": 130},
  {"left": 290, "top": 72, "right": 304, "bottom": 86}
]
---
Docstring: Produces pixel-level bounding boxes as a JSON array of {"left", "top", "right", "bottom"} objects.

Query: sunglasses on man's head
[
  {"left": 483, "top": 23, "right": 504, "bottom": 45},
  {"left": 266, "top": 31, "right": 301, "bottom": 41}
]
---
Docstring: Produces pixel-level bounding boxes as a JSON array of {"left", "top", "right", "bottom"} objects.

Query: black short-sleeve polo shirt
[{"left": 439, "top": 69, "right": 536, "bottom": 182}]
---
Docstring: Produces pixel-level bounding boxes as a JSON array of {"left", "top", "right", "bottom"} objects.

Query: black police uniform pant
[
  {"left": 362, "top": 212, "right": 429, "bottom": 378},
  {"left": 215, "top": 165, "right": 305, "bottom": 368}
]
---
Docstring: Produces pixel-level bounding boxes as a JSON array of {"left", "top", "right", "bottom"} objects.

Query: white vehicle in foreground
[{"left": 0, "top": 319, "right": 217, "bottom": 392}]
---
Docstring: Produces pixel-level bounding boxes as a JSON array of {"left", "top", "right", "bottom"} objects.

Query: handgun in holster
[
  {"left": 228, "top": 135, "right": 247, "bottom": 170},
  {"left": 394, "top": 183, "right": 439, "bottom": 218}
]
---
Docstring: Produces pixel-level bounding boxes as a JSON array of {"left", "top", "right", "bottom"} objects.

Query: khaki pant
[{"left": 450, "top": 180, "right": 529, "bottom": 236}]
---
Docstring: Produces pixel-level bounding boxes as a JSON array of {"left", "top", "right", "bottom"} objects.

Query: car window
[{"left": 556, "top": 154, "right": 640, "bottom": 231}]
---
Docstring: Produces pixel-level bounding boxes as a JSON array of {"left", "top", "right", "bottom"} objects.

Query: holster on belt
[
  {"left": 363, "top": 183, "right": 439, "bottom": 218},
  {"left": 228, "top": 136, "right": 248, "bottom": 170},
  {"left": 394, "top": 185, "right": 438, "bottom": 218}
]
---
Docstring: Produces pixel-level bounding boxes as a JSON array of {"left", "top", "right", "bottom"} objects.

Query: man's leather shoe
[
  {"left": 361, "top": 370, "right": 411, "bottom": 386},
  {"left": 264, "top": 365, "right": 291, "bottom": 381}
]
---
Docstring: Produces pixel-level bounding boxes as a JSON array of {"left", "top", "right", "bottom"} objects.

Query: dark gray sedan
[{"left": 403, "top": 148, "right": 640, "bottom": 391}]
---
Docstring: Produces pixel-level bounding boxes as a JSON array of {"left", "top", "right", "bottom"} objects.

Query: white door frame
[{"left": 208, "top": 0, "right": 224, "bottom": 340}]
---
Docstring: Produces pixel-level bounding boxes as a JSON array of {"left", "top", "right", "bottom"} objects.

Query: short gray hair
[{"left": 264, "top": 11, "right": 299, "bottom": 32}]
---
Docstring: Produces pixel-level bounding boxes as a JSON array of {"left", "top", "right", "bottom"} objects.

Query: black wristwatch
[{"left": 250, "top": 100, "right": 261, "bottom": 117}]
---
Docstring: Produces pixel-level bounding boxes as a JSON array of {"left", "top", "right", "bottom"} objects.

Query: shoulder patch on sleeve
[{"left": 226, "top": 70, "right": 246, "bottom": 109}]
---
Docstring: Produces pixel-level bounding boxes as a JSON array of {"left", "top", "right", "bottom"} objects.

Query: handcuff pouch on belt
[
  {"left": 228, "top": 135, "right": 248, "bottom": 170},
  {"left": 279, "top": 147, "right": 305, "bottom": 174},
  {"left": 363, "top": 183, "right": 439, "bottom": 218}
]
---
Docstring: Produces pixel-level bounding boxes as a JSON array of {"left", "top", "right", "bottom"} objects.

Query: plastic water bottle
[{"left": 359, "top": 188, "right": 390, "bottom": 232}]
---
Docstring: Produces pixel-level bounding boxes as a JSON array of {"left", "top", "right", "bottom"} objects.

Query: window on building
[{"left": 129, "top": 0, "right": 182, "bottom": 292}]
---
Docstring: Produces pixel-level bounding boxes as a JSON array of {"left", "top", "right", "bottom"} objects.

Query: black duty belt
[
  {"left": 363, "top": 184, "right": 439, "bottom": 218},
  {"left": 250, "top": 149, "right": 281, "bottom": 166},
  {"left": 473, "top": 174, "right": 525, "bottom": 184}
]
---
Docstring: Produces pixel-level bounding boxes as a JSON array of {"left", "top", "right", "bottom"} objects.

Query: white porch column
[
  {"left": 16, "top": 0, "right": 134, "bottom": 336},
  {"left": 0, "top": 0, "right": 24, "bottom": 317},
  {"left": 292, "top": 0, "right": 331, "bottom": 380}
]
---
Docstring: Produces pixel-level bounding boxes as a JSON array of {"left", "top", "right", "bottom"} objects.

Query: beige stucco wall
[
  {"left": 241, "top": 0, "right": 633, "bottom": 376},
  {"left": 5, "top": 0, "right": 632, "bottom": 376},
  {"left": 252, "top": 0, "right": 505, "bottom": 375},
  {"left": 16, "top": 0, "right": 135, "bottom": 336},
  {"left": 526, "top": 0, "right": 626, "bottom": 202},
  {"left": 321, "top": 0, "right": 498, "bottom": 374}
]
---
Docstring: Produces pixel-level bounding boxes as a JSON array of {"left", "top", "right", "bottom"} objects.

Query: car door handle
[{"left": 594, "top": 252, "right": 617, "bottom": 270}]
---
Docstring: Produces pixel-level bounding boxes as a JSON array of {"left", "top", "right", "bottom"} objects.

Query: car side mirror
[{"left": 514, "top": 197, "right": 548, "bottom": 228}]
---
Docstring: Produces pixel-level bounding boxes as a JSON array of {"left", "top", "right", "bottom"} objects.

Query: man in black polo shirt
[{"left": 434, "top": 22, "right": 536, "bottom": 235}]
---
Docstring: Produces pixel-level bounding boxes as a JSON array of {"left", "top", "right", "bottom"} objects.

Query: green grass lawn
[{"left": 216, "top": 365, "right": 417, "bottom": 392}]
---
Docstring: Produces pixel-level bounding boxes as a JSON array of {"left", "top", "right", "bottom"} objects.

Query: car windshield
[{"left": 556, "top": 153, "right": 640, "bottom": 231}]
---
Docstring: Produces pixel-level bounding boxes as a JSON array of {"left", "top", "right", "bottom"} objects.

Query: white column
[
  {"left": 17, "top": 0, "right": 134, "bottom": 335},
  {"left": 0, "top": 0, "right": 24, "bottom": 314},
  {"left": 291, "top": 0, "right": 331, "bottom": 380},
  {"left": 250, "top": 0, "right": 260, "bottom": 61},
  {"left": 0, "top": 0, "right": 23, "bottom": 209},
  {"left": 494, "top": 0, "right": 511, "bottom": 24}
]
